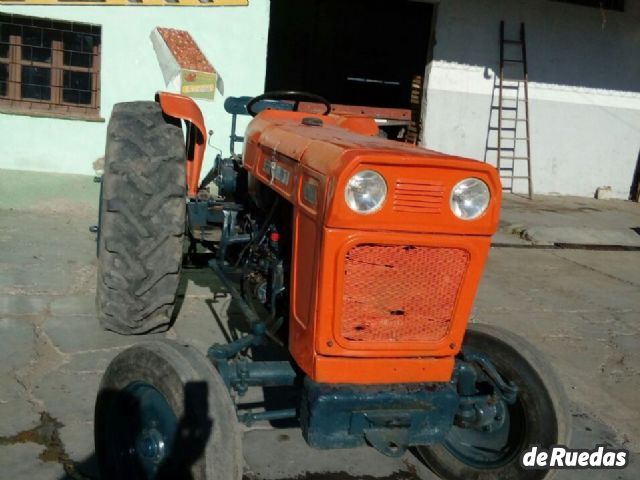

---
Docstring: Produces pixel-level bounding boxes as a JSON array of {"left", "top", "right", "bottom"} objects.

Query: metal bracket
[
  {"left": 237, "top": 408, "right": 297, "bottom": 426},
  {"left": 461, "top": 351, "right": 518, "bottom": 404},
  {"left": 453, "top": 351, "right": 518, "bottom": 431},
  {"left": 363, "top": 429, "right": 409, "bottom": 458}
]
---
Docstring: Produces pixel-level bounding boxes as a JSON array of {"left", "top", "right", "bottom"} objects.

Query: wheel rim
[
  {"left": 107, "top": 381, "right": 178, "bottom": 479},
  {"left": 443, "top": 399, "right": 526, "bottom": 468},
  {"left": 442, "top": 349, "right": 528, "bottom": 469}
]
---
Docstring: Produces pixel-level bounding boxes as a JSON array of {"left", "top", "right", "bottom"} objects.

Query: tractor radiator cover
[
  {"left": 300, "top": 378, "right": 458, "bottom": 450},
  {"left": 341, "top": 244, "right": 470, "bottom": 343}
]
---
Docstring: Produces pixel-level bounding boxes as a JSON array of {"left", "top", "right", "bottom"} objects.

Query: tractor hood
[{"left": 243, "top": 109, "right": 501, "bottom": 236}]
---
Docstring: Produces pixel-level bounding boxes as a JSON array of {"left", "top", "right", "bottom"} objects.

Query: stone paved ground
[{"left": 0, "top": 174, "right": 639, "bottom": 479}]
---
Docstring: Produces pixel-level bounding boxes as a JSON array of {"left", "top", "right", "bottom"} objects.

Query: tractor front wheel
[
  {"left": 96, "top": 101, "right": 186, "bottom": 334},
  {"left": 416, "top": 323, "right": 570, "bottom": 480},
  {"left": 95, "top": 340, "right": 243, "bottom": 480}
]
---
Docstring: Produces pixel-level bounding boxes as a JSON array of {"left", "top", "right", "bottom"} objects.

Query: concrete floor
[{"left": 0, "top": 171, "right": 639, "bottom": 479}]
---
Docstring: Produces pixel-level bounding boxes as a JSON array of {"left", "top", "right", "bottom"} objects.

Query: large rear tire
[
  {"left": 96, "top": 101, "right": 186, "bottom": 335},
  {"left": 95, "top": 340, "right": 243, "bottom": 480},
  {"left": 415, "top": 323, "right": 570, "bottom": 480}
]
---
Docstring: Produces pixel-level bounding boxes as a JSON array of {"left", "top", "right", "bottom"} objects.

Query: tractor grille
[
  {"left": 342, "top": 245, "right": 469, "bottom": 343},
  {"left": 393, "top": 179, "right": 445, "bottom": 214}
]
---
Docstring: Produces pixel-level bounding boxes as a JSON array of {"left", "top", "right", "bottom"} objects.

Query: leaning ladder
[{"left": 496, "top": 21, "right": 533, "bottom": 198}]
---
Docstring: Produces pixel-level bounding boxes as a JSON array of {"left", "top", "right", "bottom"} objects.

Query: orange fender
[{"left": 157, "top": 91, "right": 207, "bottom": 197}]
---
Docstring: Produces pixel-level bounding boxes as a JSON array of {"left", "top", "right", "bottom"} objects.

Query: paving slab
[
  {"left": 49, "top": 295, "right": 98, "bottom": 317},
  {"left": 62, "top": 349, "right": 124, "bottom": 374},
  {"left": 501, "top": 194, "right": 640, "bottom": 230},
  {"left": 0, "top": 169, "right": 98, "bottom": 214},
  {"left": 171, "top": 294, "right": 237, "bottom": 355},
  {"left": 43, "top": 314, "right": 138, "bottom": 354},
  {"left": 0, "top": 318, "right": 42, "bottom": 438},
  {"left": 0, "top": 265, "right": 77, "bottom": 296},
  {"left": 57, "top": 421, "right": 95, "bottom": 472},
  {"left": 558, "top": 410, "right": 640, "bottom": 479},
  {"left": 0, "top": 295, "right": 50, "bottom": 317},
  {"left": 0, "top": 210, "right": 96, "bottom": 266},
  {"left": 0, "top": 317, "right": 36, "bottom": 368},
  {"left": 522, "top": 225, "right": 640, "bottom": 247},
  {"left": 552, "top": 249, "right": 640, "bottom": 287},
  {"left": 499, "top": 194, "right": 640, "bottom": 247},
  {"left": 491, "top": 229, "right": 533, "bottom": 245},
  {"left": 478, "top": 248, "right": 640, "bottom": 313},
  {"left": 32, "top": 369, "right": 101, "bottom": 425},
  {"left": 182, "top": 267, "right": 230, "bottom": 298},
  {"left": 0, "top": 443, "right": 64, "bottom": 480},
  {"left": 0, "top": 374, "right": 41, "bottom": 438}
]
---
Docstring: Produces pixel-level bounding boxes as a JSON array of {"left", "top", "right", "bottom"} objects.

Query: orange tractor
[{"left": 93, "top": 91, "right": 568, "bottom": 480}]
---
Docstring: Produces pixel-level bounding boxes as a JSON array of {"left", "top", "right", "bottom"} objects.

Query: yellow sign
[
  {"left": 181, "top": 69, "right": 217, "bottom": 101},
  {"left": 0, "top": 0, "right": 247, "bottom": 5}
]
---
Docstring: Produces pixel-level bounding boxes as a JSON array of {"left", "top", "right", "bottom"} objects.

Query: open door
[{"left": 265, "top": 0, "right": 435, "bottom": 141}]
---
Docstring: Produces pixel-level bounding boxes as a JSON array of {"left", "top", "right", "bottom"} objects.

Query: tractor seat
[{"left": 224, "top": 96, "right": 294, "bottom": 116}]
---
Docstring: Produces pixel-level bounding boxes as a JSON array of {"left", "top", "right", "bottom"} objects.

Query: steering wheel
[{"left": 246, "top": 90, "right": 332, "bottom": 117}]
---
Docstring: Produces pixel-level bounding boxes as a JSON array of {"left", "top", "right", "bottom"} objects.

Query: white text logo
[{"left": 520, "top": 445, "right": 628, "bottom": 469}]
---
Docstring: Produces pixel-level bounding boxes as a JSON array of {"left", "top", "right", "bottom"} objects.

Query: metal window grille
[{"left": 0, "top": 13, "right": 101, "bottom": 119}]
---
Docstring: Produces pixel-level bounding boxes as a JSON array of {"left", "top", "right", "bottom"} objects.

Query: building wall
[
  {"left": 0, "top": 2, "right": 270, "bottom": 175},
  {"left": 422, "top": 0, "right": 640, "bottom": 198},
  {"left": 2, "top": 1, "right": 639, "bottom": 199}
]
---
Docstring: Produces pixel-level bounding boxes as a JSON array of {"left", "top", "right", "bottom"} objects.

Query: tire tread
[{"left": 96, "top": 101, "right": 186, "bottom": 335}]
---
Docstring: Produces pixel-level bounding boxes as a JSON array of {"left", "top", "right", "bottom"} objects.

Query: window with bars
[{"left": 0, "top": 13, "right": 101, "bottom": 119}]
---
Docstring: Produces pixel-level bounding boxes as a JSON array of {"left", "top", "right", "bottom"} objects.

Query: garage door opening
[{"left": 265, "top": 0, "right": 435, "bottom": 139}]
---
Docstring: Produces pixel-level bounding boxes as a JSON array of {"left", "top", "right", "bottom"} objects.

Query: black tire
[
  {"left": 95, "top": 340, "right": 243, "bottom": 480},
  {"left": 96, "top": 101, "right": 186, "bottom": 335},
  {"left": 416, "top": 323, "right": 570, "bottom": 480}
]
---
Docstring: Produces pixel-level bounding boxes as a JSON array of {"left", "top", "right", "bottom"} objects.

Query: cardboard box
[{"left": 151, "top": 27, "right": 217, "bottom": 101}]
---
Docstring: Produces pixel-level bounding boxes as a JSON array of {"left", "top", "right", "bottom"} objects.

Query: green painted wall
[{"left": 0, "top": 2, "right": 270, "bottom": 176}]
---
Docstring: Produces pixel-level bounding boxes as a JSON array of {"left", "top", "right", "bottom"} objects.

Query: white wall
[
  {"left": 422, "top": 0, "right": 640, "bottom": 198},
  {"left": 3, "top": 1, "right": 639, "bottom": 199},
  {"left": 0, "top": 2, "right": 270, "bottom": 176}
]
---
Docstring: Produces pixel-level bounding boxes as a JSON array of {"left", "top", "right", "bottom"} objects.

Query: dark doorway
[
  {"left": 631, "top": 150, "right": 640, "bottom": 202},
  {"left": 265, "top": 0, "right": 435, "bottom": 111}
]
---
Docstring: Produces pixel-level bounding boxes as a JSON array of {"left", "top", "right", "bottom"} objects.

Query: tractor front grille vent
[
  {"left": 342, "top": 244, "right": 469, "bottom": 343},
  {"left": 393, "top": 179, "right": 445, "bottom": 214}
]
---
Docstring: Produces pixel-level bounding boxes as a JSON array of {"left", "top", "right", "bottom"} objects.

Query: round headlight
[
  {"left": 450, "top": 178, "right": 490, "bottom": 220},
  {"left": 345, "top": 170, "right": 387, "bottom": 214}
]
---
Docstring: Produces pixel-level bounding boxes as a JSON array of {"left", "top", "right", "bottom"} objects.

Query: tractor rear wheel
[{"left": 96, "top": 101, "right": 186, "bottom": 335}]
